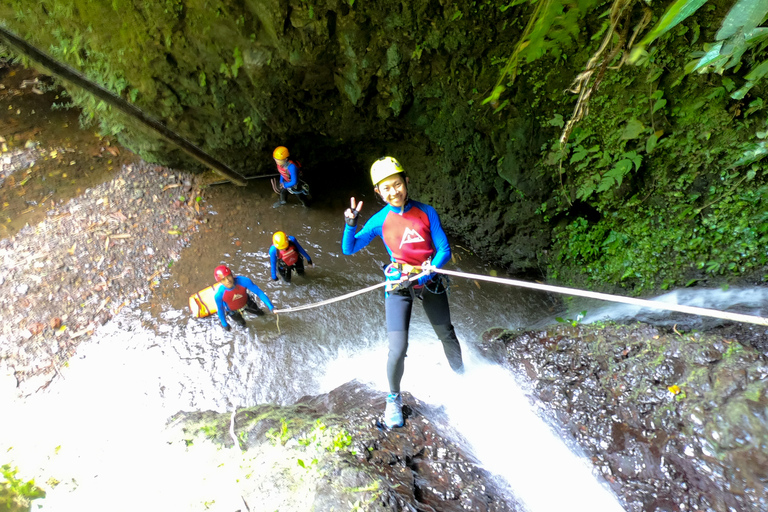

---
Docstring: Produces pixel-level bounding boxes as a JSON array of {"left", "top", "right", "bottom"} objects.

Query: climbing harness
[
  {"left": 424, "top": 274, "right": 450, "bottom": 295},
  {"left": 270, "top": 265, "right": 768, "bottom": 328}
]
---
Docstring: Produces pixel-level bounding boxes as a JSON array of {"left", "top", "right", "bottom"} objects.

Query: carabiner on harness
[{"left": 384, "top": 263, "right": 420, "bottom": 295}]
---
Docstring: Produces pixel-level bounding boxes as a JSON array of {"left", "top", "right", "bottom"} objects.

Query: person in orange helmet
[{"left": 272, "top": 146, "right": 310, "bottom": 208}]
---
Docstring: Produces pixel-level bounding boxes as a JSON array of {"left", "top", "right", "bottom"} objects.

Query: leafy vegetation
[
  {"left": 484, "top": 0, "right": 768, "bottom": 293},
  {"left": 1, "top": 464, "right": 45, "bottom": 512},
  {"left": 296, "top": 420, "right": 354, "bottom": 470}
]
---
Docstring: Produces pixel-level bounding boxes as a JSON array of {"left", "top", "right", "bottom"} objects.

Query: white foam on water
[
  {"left": 0, "top": 329, "right": 244, "bottom": 512},
  {"left": 321, "top": 332, "right": 625, "bottom": 512}
]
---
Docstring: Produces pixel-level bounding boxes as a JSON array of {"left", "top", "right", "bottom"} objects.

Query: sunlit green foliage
[{"left": 1, "top": 464, "right": 45, "bottom": 511}]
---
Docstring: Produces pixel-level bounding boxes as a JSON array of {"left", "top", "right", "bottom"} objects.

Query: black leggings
[
  {"left": 385, "top": 279, "right": 464, "bottom": 393},
  {"left": 277, "top": 257, "right": 305, "bottom": 283}
]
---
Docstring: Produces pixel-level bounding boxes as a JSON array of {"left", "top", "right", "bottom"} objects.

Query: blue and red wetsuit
[
  {"left": 277, "top": 160, "right": 300, "bottom": 190},
  {"left": 342, "top": 199, "right": 464, "bottom": 393},
  {"left": 275, "top": 160, "right": 308, "bottom": 206},
  {"left": 269, "top": 236, "right": 313, "bottom": 282},
  {"left": 214, "top": 276, "right": 274, "bottom": 328}
]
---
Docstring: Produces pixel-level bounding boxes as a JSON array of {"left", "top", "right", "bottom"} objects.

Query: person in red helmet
[{"left": 212, "top": 265, "right": 275, "bottom": 331}]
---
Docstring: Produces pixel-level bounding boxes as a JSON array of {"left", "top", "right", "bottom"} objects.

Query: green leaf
[
  {"left": 716, "top": 0, "right": 768, "bottom": 41},
  {"left": 596, "top": 175, "right": 616, "bottom": 193},
  {"left": 732, "top": 140, "right": 768, "bottom": 166},
  {"left": 620, "top": 118, "right": 645, "bottom": 139},
  {"left": 482, "top": 85, "right": 505, "bottom": 105},
  {"left": 605, "top": 159, "right": 633, "bottom": 187},
  {"left": 646, "top": 132, "right": 661, "bottom": 153},
  {"left": 570, "top": 148, "right": 589, "bottom": 164},
  {"left": 744, "top": 57, "right": 768, "bottom": 81},
  {"left": 627, "top": 151, "right": 643, "bottom": 171},
  {"left": 688, "top": 41, "right": 726, "bottom": 72},
  {"left": 652, "top": 98, "right": 667, "bottom": 113},
  {"left": 732, "top": 81, "right": 756, "bottom": 99},
  {"left": 548, "top": 113, "right": 565, "bottom": 127},
  {"left": 499, "top": 0, "right": 527, "bottom": 12},
  {"left": 637, "top": 0, "right": 709, "bottom": 48},
  {"left": 576, "top": 182, "right": 596, "bottom": 201}
]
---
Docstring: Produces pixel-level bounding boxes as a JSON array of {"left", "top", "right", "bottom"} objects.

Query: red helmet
[{"left": 214, "top": 265, "right": 232, "bottom": 282}]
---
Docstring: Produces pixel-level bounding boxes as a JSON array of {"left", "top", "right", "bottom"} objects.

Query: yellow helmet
[
  {"left": 273, "top": 146, "right": 289, "bottom": 159},
  {"left": 370, "top": 156, "right": 404, "bottom": 186},
  {"left": 272, "top": 231, "right": 289, "bottom": 250}
]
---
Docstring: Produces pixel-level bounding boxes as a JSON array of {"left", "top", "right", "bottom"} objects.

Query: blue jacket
[
  {"left": 278, "top": 161, "right": 300, "bottom": 189},
  {"left": 269, "top": 236, "right": 312, "bottom": 280},
  {"left": 342, "top": 199, "right": 450, "bottom": 285},
  {"left": 214, "top": 276, "right": 274, "bottom": 328}
]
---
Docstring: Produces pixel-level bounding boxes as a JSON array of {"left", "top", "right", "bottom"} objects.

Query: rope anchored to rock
[{"left": 271, "top": 265, "right": 768, "bottom": 328}]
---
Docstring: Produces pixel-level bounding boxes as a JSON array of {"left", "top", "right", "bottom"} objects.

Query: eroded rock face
[
  {"left": 482, "top": 323, "right": 768, "bottom": 512},
  {"left": 168, "top": 381, "right": 521, "bottom": 511}
]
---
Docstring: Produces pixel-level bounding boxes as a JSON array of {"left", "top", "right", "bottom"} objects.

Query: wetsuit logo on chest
[{"left": 400, "top": 227, "right": 425, "bottom": 249}]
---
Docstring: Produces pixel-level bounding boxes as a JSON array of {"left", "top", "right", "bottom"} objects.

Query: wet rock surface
[
  {"left": 482, "top": 323, "right": 768, "bottom": 512},
  {"left": 0, "top": 161, "right": 205, "bottom": 396},
  {"left": 169, "top": 381, "right": 521, "bottom": 512}
]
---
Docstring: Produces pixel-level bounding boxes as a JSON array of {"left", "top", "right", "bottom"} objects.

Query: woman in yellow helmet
[
  {"left": 269, "top": 231, "right": 314, "bottom": 283},
  {"left": 341, "top": 156, "right": 464, "bottom": 429},
  {"left": 272, "top": 146, "right": 310, "bottom": 208}
]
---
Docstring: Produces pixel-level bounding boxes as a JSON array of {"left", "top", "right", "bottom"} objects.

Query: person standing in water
[
  {"left": 269, "top": 231, "right": 314, "bottom": 283},
  {"left": 341, "top": 156, "right": 464, "bottom": 429},
  {"left": 272, "top": 146, "right": 310, "bottom": 208},
  {"left": 212, "top": 265, "right": 275, "bottom": 331}
]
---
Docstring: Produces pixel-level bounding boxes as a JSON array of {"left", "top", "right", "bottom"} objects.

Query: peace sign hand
[{"left": 345, "top": 197, "right": 363, "bottom": 227}]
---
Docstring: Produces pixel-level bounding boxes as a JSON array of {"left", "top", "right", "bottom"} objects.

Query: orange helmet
[
  {"left": 272, "top": 231, "right": 289, "bottom": 250},
  {"left": 273, "top": 146, "right": 289, "bottom": 159},
  {"left": 214, "top": 265, "right": 232, "bottom": 282}
]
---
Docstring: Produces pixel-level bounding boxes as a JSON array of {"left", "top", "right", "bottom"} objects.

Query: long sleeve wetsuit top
[
  {"left": 269, "top": 236, "right": 312, "bottom": 280},
  {"left": 214, "top": 276, "right": 274, "bottom": 327},
  {"left": 341, "top": 200, "right": 450, "bottom": 284},
  {"left": 276, "top": 161, "right": 300, "bottom": 189}
]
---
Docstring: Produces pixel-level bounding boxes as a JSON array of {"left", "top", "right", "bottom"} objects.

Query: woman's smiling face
[{"left": 375, "top": 174, "right": 408, "bottom": 207}]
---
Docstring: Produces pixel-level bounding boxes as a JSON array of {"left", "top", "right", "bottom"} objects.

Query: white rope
[
  {"left": 272, "top": 271, "right": 431, "bottom": 314},
  {"left": 270, "top": 263, "right": 768, "bottom": 327},
  {"left": 426, "top": 265, "right": 768, "bottom": 327}
]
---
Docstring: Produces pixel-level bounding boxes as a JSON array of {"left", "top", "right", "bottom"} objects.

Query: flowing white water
[
  {"left": 321, "top": 323, "right": 626, "bottom": 512},
  {"left": 13, "top": 193, "right": 763, "bottom": 511},
  {"left": 579, "top": 286, "right": 768, "bottom": 328}
]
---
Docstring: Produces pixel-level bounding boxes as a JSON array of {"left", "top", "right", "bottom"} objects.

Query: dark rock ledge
[{"left": 167, "top": 381, "right": 522, "bottom": 512}]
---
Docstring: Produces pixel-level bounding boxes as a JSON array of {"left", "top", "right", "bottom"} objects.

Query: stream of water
[{"left": 0, "top": 182, "right": 627, "bottom": 511}]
